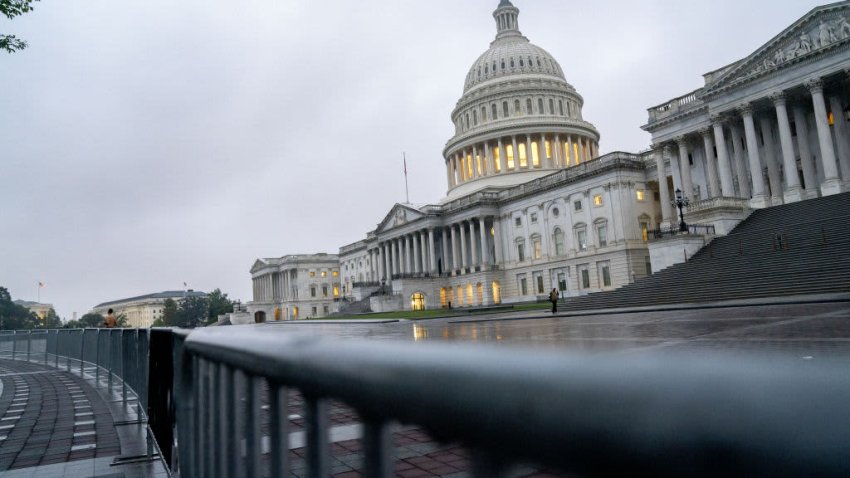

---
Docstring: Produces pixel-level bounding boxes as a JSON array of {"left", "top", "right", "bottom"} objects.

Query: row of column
[
  {"left": 448, "top": 134, "right": 598, "bottom": 187},
  {"left": 656, "top": 74, "right": 849, "bottom": 224},
  {"left": 369, "top": 217, "right": 505, "bottom": 282}
]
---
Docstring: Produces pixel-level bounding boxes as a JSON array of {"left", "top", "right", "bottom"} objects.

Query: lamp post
[{"left": 671, "top": 188, "right": 690, "bottom": 232}]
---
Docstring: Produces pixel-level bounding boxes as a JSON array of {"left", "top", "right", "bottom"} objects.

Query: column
[
  {"left": 675, "top": 137, "right": 694, "bottom": 199},
  {"left": 469, "top": 220, "right": 479, "bottom": 269},
  {"left": 525, "top": 134, "right": 533, "bottom": 168},
  {"left": 479, "top": 217, "right": 489, "bottom": 268},
  {"left": 541, "top": 133, "right": 549, "bottom": 167},
  {"left": 511, "top": 136, "right": 519, "bottom": 169},
  {"left": 384, "top": 243, "right": 392, "bottom": 281},
  {"left": 730, "top": 121, "right": 751, "bottom": 198},
  {"left": 792, "top": 104, "right": 817, "bottom": 195},
  {"left": 450, "top": 225, "right": 459, "bottom": 273},
  {"left": 829, "top": 95, "right": 850, "bottom": 180},
  {"left": 459, "top": 222, "right": 468, "bottom": 271},
  {"left": 441, "top": 227, "right": 450, "bottom": 273},
  {"left": 391, "top": 239, "right": 399, "bottom": 276},
  {"left": 771, "top": 91, "right": 803, "bottom": 202},
  {"left": 412, "top": 233, "right": 421, "bottom": 274},
  {"left": 553, "top": 134, "right": 561, "bottom": 166},
  {"left": 472, "top": 145, "right": 479, "bottom": 179},
  {"left": 496, "top": 138, "right": 505, "bottom": 173},
  {"left": 739, "top": 104, "right": 769, "bottom": 206},
  {"left": 701, "top": 128, "right": 721, "bottom": 198},
  {"left": 666, "top": 145, "right": 682, "bottom": 195},
  {"left": 484, "top": 142, "right": 493, "bottom": 176},
  {"left": 428, "top": 228, "right": 437, "bottom": 273},
  {"left": 446, "top": 160, "right": 454, "bottom": 188},
  {"left": 493, "top": 217, "right": 503, "bottom": 265},
  {"left": 655, "top": 146, "right": 673, "bottom": 226},
  {"left": 806, "top": 78, "right": 842, "bottom": 195},
  {"left": 758, "top": 116, "right": 783, "bottom": 201},
  {"left": 711, "top": 116, "right": 735, "bottom": 197}
]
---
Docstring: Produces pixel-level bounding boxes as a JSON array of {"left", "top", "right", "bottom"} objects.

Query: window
[
  {"left": 581, "top": 268, "right": 591, "bottom": 289},
  {"left": 514, "top": 99, "right": 521, "bottom": 116},
  {"left": 506, "top": 144, "right": 515, "bottom": 169},
  {"left": 492, "top": 104, "right": 498, "bottom": 120},
  {"left": 503, "top": 101, "right": 509, "bottom": 117},
  {"left": 526, "top": 98, "right": 533, "bottom": 115},
  {"left": 456, "top": 286, "right": 464, "bottom": 307},
  {"left": 311, "top": 306, "right": 317, "bottom": 316},
  {"left": 601, "top": 263, "right": 612, "bottom": 287},
  {"left": 552, "top": 207, "right": 559, "bottom": 217},
  {"left": 593, "top": 194, "right": 603, "bottom": 207},
  {"left": 333, "top": 286, "right": 340, "bottom": 297},
  {"left": 549, "top": 98, "right": 555, "bottom": 114},
  {"left": 538, "top": 98, "right": 544, "bottom": 114},
  {"left": 321, "top": 270, "right": 327, "bottom": 277},
  {"left": 411, "top": 293, "right": 426, "bottom": 311},
  {"left": 574, "top": 200, "right": 583, "bottom": 212},
  {"left": 322, "top": 286, "right": 329, "bottom": 297},
  {"left": 517, "top": 242, "right": 526, "bottom": 262},
  {"left": 559, "top": 100, "right": 564, "bottom": 116},
  {"left": 519, "top": 143, "right": 528, "bottom": 168},
  {"left": 645, "top": 256, "right": 652, "bottom": 276},
  {"left": 533, "top": 272, "right": 544, "bottom": 294},
  {"left": 310, "top": 271, "right": 316, "bottom": 278},
  {"left": 519, "top": 276, "right": 528, "bottom": 295},
  {"left": 636, "top": 190, "right": 645, "bottom": 201},
  {"left": 333, "top": 270, "right": 338, "bottom": 277},
  {"left": 553, "top": 228, "right": 565, "bottom": 255},
  {"left": 531, "top": 141, "right": 540, "bottom": 167},
  {"left": 310, "top": 286, "right": 317, "bottom": 297},
  {"left": 530, "top": 213, "right": 538, "bottom": 224},
  {"left": 577, "top": 229, "right": 588, "bottom": 251},
  {"left": 557, "top": 272, "right": 567, "bottom": 292},
  {"left": 466, "top": 284, "right": 474, "bottom": 304},
  {"left": 532, "top": 235, "right": 542, "bottom": 259},
  {"left": 515, "top": 217, "right": 522, "bottom": 227},
  {"left": 492, "top": 281, "right": 501, "bottom": 304},
  {"left": 482, "top": 106, "right": 487, "bottom": 122},
  {"left": 323, "top": 305, "right": 329, "bottom": 315},
  {"left": 597, "top": 224, "right": 608, "bottom": 247},
  {"left": 473, "top": 110, "right": 478, "bottom": 126}
]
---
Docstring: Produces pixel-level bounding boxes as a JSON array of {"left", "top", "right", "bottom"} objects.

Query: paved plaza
[{"left": 1, "top": 296, "right": 848, "bottom": 477}]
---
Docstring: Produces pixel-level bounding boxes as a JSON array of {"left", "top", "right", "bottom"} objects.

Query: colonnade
[
  {"left": 448, "top": 133, "right": 598, "bottom": 187},
  {"left": 655, "top": 73, "right": 850, "bottom": 224},
  {"left": 252, "top": 270, "right": 299, "bottom": 302},
  {"left": 368, "top": 217, "right": 504, "bottom": 282}
]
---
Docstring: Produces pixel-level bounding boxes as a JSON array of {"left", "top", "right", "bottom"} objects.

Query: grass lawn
[{"left": 310, "top": 301, "right": 550, "bottom": 321}]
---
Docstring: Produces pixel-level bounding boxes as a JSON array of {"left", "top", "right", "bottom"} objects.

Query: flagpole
[{"left": 403, "top": 152, "right": 410, "bottom": 204}]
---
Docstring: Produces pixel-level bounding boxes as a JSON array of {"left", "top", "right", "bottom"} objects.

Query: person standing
[
  {"left": 104, "top": 308, "right": 117, "bottom": 328},
  {"left": 549, "top": 288, "right": 559, "bottom": 314}
]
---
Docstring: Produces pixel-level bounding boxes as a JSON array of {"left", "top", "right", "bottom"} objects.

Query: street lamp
[{"left": 671, "top": 188, "right": 690, "bottom": 232}]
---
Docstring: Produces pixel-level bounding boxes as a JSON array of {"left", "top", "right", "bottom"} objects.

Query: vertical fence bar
[
  {"left": 221, "top": 364, "right": 238, "bottom": 478},
  {"left": 12, "top": 330, "right": 16, "bottom": 360},
  {"left": 138, "top": 329, "right": 150, "bottom": 413},
  {"left": 173, "top": 332, "right": 195, "bottom": 478},
  {"left": 209, "top": 361, "right": 221, "bottom": 478},
  {"left": 233, "top": 369, "right": 247, "bottom": 478},
  {"left": 26, "top": 330, "right": 31, "bottom": 362},
  {"left": 269, "top": 383, "right": 289, "bottom": 477},
  {"left": 245, "top": 375, "right": 261, "bottom": 477},
  {"left": 304, "top": 395, "right": 329, "bottom": 478},
  {"left": 362, "top": 419, "right": 393, "bottom": 478},
  {"left": 193, "top": 356, "right": 203, "bottom": 477},
  {"left": 121, "top": 329, "right": 130, "bottom": 404},
  {"left": 78, "top": 329, "right": 85, "bottom": 376},
  {"left": 203, "top": 360, "right": 214, "bottom": 478},
  {"left": 94, "top": 329, "right": 100, "bottom": 383}
]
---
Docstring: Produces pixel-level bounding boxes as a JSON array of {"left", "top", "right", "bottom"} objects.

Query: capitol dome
[{"left": 443, "top": 0, "right": 601, "bottom": 200}]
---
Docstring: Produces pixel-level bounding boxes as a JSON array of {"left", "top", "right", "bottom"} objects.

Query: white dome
[{"left": 464, "top": 38, "right": 566, "bottom": 93}]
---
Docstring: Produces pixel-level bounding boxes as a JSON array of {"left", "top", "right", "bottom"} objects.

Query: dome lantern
[{"left": 493, "top": 0, "right": 522, "bottom": 40}]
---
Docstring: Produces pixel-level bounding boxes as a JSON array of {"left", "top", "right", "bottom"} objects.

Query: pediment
[
  {"left": 376, "top": 204, "right": 425, "bottom": 233},
  {"left": 250, "top": 259, "right": 270, "bottom": 273},
  {"left": 705, "top": 2, "right": 850, "bottom": 93}
]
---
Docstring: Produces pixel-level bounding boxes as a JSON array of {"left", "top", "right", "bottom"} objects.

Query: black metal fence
[
  {"left": 2, "top": 327, "right": 850, "bottom": 477},
  {"left": 650, "top": 223, "right": 716, "bottom": 239}
]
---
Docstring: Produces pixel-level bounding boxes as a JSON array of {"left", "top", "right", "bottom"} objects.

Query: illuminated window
[
  {"left": 829, "top": 111, "right": 834, "bottom": 126},
  {"left": 477, "top": 153, "right": 483, "bottom": 175},
  {"left": 532, "top": 235, "right": 542, "bottom": 259},
  {"left": 292, "top": 307, "right": 299, "bottom": 319},
  {"left": 440, "top": 288, "right": 447, "bottom": 307},
  {"left": 310, "top": 271, "right": 316, "bottom": 278},
  {"left": 494, "top": 146, "right": 501, "bottom": 172},
  {"left": 545, "top": 140, "right": 551, "bottom": 160},
  {"left": 506, "top": 144, "right": 515, "bottom": 169},
  {"left": 531, "top": 141, "right": 540, "bottom": 167},
  {"left": 492, "top": 281, "right": 501, "bottom": 304},
  {"left": 333, "top": 286, "right": 339, "bottom": 297},
  {"left": 466, "top": 284, "right": 473, "bottom": 304},
  {"left": 411, "top": 293, "right": 426, "bottom": 311},
  {"left": 467, "top": 153, "right": 473, "bottom": 178},
  {"left": 321, "top": 271, "right": 327, "bottom": 277},
  {"left": 594, "top": 194, "right": 603, "bottom": 207},
  {"left": 476, "top": 283, "right": 484, "bottom": 305},
  {"left": 574, "top": 143, "right": 580, "bottom": 163},
  {"left": 456, "top": 285, "right": 464, "bottom": 307},
  {"left": 640, "top": 220, "right": 650, "bottom": 242},
  {"left": 636, "top": 190, "right": 645, "bottom": 201},
  {"left": 519, "top": 143, "right": 528, "bottom": 168}
]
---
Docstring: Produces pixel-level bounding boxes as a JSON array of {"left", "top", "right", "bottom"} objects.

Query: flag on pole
[
  {"left": 183, "top": 282, "right": 187, "bottom": 287},
  {"left": 404, "top": 156, "right": 407, "bottom": 175},
  {"left": 38, "top": 282, "right": 44, "bottom": 288}
]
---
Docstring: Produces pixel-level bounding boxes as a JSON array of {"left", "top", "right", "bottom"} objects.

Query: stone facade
[
  {"left": 91, "top": 290, "right": 207, "bottom": 328},
  {"left": 248, "top": 254, "right": 341, "bottom": 321}
]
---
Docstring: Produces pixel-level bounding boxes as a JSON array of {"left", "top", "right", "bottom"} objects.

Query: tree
[
  {"left": 1, "top": 0, "right": 40, "bottom": 53},
  {"left": 76, "top": 313, "right": 104, "bottom": 328},
  {"left": 42, "top": 308, "right": 62, "bottom": 329},
  {"left": 206, "top": 288, "right": 233, "bottom": 325},
  {"left": 0, "top": 286, "right": 39, "bottom": 330},
  {"left": 177, "top": 295, "right": 209, "bottom": 329},
  {"left": 161, "top": 298, "right": 178, "bottom": 326}
]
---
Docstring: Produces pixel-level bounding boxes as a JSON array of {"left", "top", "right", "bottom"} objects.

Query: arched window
[
  {"left": 526, "top": 98, "right": 533, "bottom": 115},
  {"left": 493, "top": 61, "right": 497, "bottom": 72},
  {"left": 456, "top": 285, "right": 464, "bottom": 307},
  {"left": 492, "top": 281, "right": 501, "bottom": 304},
  {"left": 553, "top": 228, "right": 565, "bottom": 256},
  {"left": 440, "top": 288, "right": 448, "bottom": 308},
  {"left": 538, "top": 98, "right": 544, "bottom": 114},
  {"left": 567, "top": 102, "right": 573, "bottom": 117},
  {"left": 501, "top": 60, "right": 506, "bottom": 70},
  {"left": 559, "top": 100, "right": 565, "bottom": 116},
  {"left": 574, "top": 223, "right": 588, "bottom": 251},
  {"left": 465, "top": 114, "right": 470, "bottom": 129},
  {"left": 531, "top": 234, "right": 542, "bottom": 259},
  {"left": 519, "top": 57, "right": 524, "bottom": 68},
  {"left": 492, "top": 103, "right": 498, "bottom": 120},
  {"left": 466, "top": 284, "right": 474, "bottom": 305},
  {"left": 484, "top": 64, "right": 489, "bottom": 74},
  {"left": 481, "top": 106, "right": 487, "bottom": 122},
  {"left": 514, "top": 99, "right": 521, "bottom": 116},
  {"left": 595, "top": 219, "right": 609, "bottom": 247},
  {"left": 510, "top": 57, "right": 515, "bottom": 68},
  {"left": 503, "top": 101, "right": 509, "bottom": 117},
  {"left": 476, "top": 283, "right": 484, "bottom": 305},
  {"left": 549, "top": 99, "right": 555, "bottom": 114},
  {"left": 473, "top": 110, "right": 478, "bottom": 126},
  {"left": 536, "top": 57, "right": 542, "bottom": 68}
]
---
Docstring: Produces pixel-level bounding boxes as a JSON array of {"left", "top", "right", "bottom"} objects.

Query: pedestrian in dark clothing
[{"left": 549, "top": 289, "right": 559, "bottom": 314}]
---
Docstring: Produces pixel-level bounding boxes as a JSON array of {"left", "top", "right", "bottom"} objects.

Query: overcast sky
[{"left": 0, "top": 0, "right": 825, "bottom": 318}]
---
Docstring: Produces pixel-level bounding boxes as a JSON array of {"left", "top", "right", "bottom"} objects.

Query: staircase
[{"left": 561, "top": 192, "right": 850, "bottom": 312}]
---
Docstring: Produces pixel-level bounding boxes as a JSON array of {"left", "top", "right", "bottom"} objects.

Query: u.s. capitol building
[{"left": 249, "top": 1, "right": 850, "bottom": 319}]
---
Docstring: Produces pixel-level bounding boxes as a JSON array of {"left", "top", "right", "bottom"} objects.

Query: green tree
[
  {"left": 161, "top": 298, "right": 178, "bottom": 326},
  {"left": 177, "top": 295, "right": 209, "bottom": 328},
  {"left": 76, "top": 313, "right": 104, "bottom": 328},
  {"left": 0, "top": 286, "right": 39, "bottom": 330},
  {"left": 1, "top": 0, "right": 40, "bottom": 53},
  {"left": 42, "top": 308, "right": 62, "bottom": 329},
  {"left": 206, "top": 288, "right": 233, "bottom": 325}
]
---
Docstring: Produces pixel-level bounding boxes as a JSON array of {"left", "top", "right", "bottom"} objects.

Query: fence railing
[
  {"left": 650, "top": 223, "right": 716, "bottom": 239},
  {"left": 2, "top": 327, "right": 850, "bottom": 477}
]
